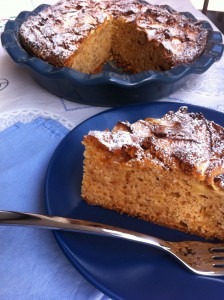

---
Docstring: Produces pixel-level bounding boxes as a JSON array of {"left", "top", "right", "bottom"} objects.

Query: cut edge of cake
[{"left": 18, "top": 0, "right": 208, "bottom": 74}]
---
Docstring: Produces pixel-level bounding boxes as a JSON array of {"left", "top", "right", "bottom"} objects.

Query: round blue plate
[{"left": 45, "top": 102, "right": 224, "bottom": 300}]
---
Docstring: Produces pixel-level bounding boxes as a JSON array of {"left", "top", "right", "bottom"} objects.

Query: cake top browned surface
[
  {"left": 19, "top": 0, "right": 208, "bottom": 67},
  {"left": 85, "top": 107, "right": 224, "bottom": 192}
]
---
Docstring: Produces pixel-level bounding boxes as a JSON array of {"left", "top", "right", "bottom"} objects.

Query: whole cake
[
  {"left": 81, "top": 107, "right": 224, "bottom": 240},
  {"left": 19, "top": 0, "right": 208, "bottom": 74}
]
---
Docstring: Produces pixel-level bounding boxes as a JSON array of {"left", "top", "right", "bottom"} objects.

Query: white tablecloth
[
  {"left": 0, "top": 0, "right": 224, "bottom": 132},
  {"left": 0, "top": 0, "right": 223, "bottom": 299}
]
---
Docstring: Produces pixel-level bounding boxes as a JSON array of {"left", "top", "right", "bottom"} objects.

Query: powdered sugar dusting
[
  {"left": 19, "top": 0, "right": 208, "bottom": 67},
  {"left": 89, "top": 130, "right": 143, "bottom": 154},
  {"left": 87, "top": 107, "right": 224, "bottom": 191}
]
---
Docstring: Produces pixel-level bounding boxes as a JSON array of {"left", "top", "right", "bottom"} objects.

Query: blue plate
[
  {"left": 1, "top": 4, "right": 223, "bottom": 106},
  {"left": 44, "top": 102, "right": 224, "bottom": 300}
]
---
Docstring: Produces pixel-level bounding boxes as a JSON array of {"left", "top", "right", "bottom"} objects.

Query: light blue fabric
[{"left": 0, "top": 117, "right": 108, "bottom": 300}]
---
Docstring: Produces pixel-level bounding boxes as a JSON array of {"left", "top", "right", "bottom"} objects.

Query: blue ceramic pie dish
[{"left": 1, "top": 4, "right": 223, "bottom": 106}]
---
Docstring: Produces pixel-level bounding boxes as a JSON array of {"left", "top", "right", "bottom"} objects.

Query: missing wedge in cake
[
  {"left": 19, "top": 0, "right": 208, "bottom": 74},
  {"left": 81, "top": 106, "right": 224, "bottom": 240}
]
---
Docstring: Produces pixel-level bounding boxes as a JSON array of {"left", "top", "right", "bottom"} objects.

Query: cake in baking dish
[
  {"left": 81, "top": 107, "right": 224, "bottom": 240},
  {"left": 19, "top": 0, "right": 208, "bottom": 74}
]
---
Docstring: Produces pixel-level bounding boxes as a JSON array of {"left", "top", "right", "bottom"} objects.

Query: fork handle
[{"left": 0, "top": 210, "right": 170, "bottom": 251}]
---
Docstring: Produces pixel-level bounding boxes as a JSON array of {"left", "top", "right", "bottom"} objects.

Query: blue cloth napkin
[{"left": 0, "top": 117, "right": 108, "bottom": 299}]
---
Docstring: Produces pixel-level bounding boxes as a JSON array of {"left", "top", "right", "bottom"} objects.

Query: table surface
[{"left": 0, "top": 0, "right": 223, "bottom": 299}]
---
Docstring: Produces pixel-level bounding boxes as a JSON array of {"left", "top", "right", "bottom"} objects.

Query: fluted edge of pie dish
[{"left": 1, "top": 4, "right": 223, "bottom": 106}]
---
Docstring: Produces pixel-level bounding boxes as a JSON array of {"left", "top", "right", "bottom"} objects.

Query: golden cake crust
[
  {"left": 19, "top": 0, "right": 208, "bottom": 73},
  {"left": 85, "top": 107, "right": 224, "bottom": 192}
]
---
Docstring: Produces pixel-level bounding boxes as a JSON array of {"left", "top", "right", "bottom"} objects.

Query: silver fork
[{"left": 1, "top": 210, "right": 224, "bottom": 276}]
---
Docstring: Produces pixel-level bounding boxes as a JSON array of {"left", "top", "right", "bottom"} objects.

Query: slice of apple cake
[{"left": 82, "top": 107, "right": 224, "bottom": 240}]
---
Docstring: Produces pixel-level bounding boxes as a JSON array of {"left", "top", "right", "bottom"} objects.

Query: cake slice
[{"left": 81, "top": 107, "right": 224, "bottom": 240}]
